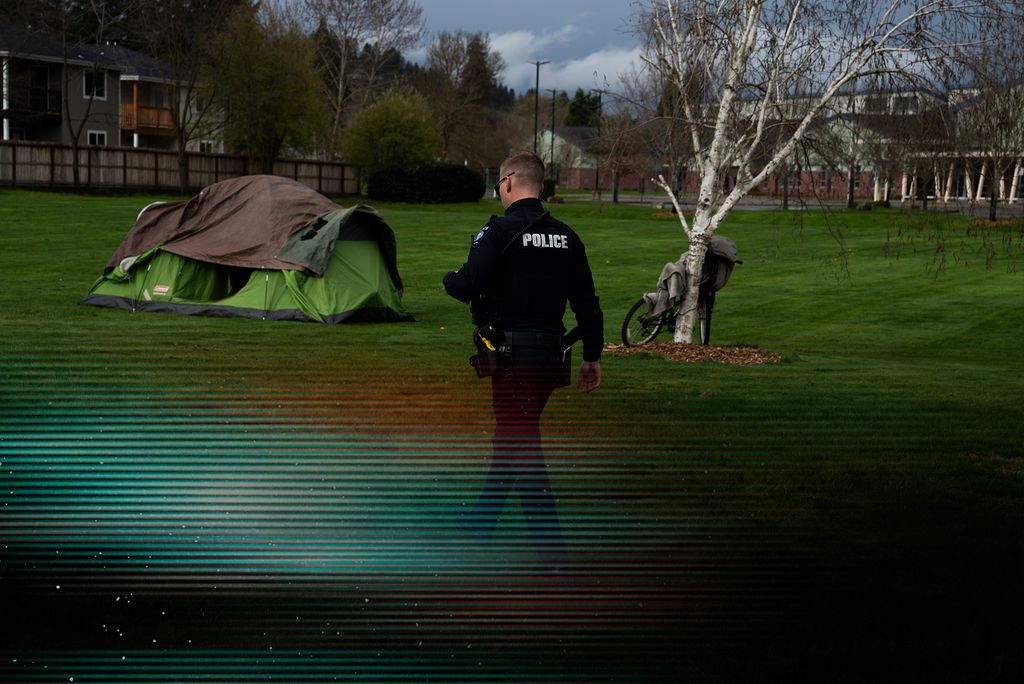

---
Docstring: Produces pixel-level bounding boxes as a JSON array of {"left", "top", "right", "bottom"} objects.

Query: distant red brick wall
[{"left": 555, "top": 166, "right": 877, "bottom": 200}]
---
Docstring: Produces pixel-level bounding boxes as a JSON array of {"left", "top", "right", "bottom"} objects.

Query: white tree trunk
[
  {"left": 1009, "top": 159, "right": 1022, "bottom": 203},
  {"left": 639, "top": 0, "right": 1002, "bottom": 344},
  {"left": 672, "top": 221, "right": 711, "bottom": 343}
]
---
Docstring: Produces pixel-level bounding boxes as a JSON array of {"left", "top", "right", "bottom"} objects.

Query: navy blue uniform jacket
[{"left": 443, "top": 198, "right": 604, "bottom": 362}]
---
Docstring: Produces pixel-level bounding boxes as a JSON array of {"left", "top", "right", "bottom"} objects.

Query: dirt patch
[
  {"left": 967, "top": 218, "right": 1020, "bottom": 229},
  {"left": 604, "top": 343, "right": 782, "bottom": 365}
]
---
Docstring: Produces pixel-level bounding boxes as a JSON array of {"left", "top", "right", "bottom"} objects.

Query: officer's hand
[{"left": 578, "top": 360, "right": 601, "bottom": 393}]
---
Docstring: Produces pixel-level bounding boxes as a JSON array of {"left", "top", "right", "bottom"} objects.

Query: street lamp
[{"left": 530, "top": 60, "right": 549, "bottom": 154}]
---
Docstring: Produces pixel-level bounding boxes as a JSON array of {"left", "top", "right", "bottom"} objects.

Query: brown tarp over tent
[{"left": 105, "top": 175, "right": 341, "bottom": 274}]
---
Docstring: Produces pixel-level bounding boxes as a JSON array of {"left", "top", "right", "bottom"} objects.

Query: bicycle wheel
[
  {"left": 697, "top": 290, "right": 715, "bottom": 345},
  {"left": 621, "top": 298, "right": 663, "bottom": 346}
]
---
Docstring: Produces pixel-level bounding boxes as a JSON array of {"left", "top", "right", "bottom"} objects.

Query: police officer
[{"left": 443, "top": 151, "right": 603, "bottom": 561}]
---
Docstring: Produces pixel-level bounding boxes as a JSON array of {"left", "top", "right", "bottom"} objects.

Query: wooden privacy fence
[{"left": 0, "top": 141, "right": 361, "bottom": 196}]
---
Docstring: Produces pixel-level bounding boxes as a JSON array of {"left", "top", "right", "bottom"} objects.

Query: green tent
[{"left": 83, "top": 175, "right": 412, "bottom": 323}]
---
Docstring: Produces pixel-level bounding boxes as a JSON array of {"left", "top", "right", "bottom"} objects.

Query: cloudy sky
[{"left": 415, "top": 0, "right": 646, "bottom": 95}]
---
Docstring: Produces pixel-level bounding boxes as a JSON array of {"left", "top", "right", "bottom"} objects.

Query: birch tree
[
  {"left": 952, "top": 16, "right": 1024, "bottom": 220},
  {"left": 634, "top": 0, "right": 1002, "bottom": 343}
]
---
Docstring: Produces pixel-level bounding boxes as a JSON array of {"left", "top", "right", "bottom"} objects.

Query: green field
[{"left": 1, "top": 187, "right": 1022, "bottom": 681}]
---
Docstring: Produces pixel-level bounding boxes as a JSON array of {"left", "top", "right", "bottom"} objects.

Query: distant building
[
  {"left": 1, "top": 23, "right": 220, "bottom": 153},
  {"left": 537, "top": 125, "right": 656, "bottom": 194},
  {"left": 1, "top": 23, "right": 123, "bottom": 146}
]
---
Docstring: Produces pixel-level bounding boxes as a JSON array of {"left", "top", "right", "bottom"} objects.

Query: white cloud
[
  {"left": 491, "top": 26, "right": 577, "bottom": 91},
  {"left": 490, "top": 25, "right": 578, "bottom": 64},
  {"left": 408, "top": 23, "right": 643, "bottom": 98},
  {"left": 545, "top": 46, "right": 644, "bottom": 94},
  {"left": 492, "top": 25, "right": 642, "bottom": 95}
]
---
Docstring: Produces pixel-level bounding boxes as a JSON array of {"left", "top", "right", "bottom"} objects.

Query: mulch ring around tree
[{"left": 604, "top": 343, "right": 782, "bottom": 365}]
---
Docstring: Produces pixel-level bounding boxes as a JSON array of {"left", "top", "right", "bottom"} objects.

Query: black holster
[{"left": 470, "top": 326, "right": 512, "bottom": 378}]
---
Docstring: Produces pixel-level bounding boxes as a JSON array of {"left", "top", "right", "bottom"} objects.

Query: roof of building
[
  {"left": 0, "top": 23, "right": 171, "bottom": 79},
  {"left": 550, "top": 125, "right": 600, "bottom": 150}
]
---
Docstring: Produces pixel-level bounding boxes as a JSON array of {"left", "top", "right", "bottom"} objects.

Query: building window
[
  {"left": 894, "top": 95, "right": 915, "bottom": 114},
  {"left": 198, "top": 140, "right": 215, "bottom": 154},
  {"left": 87, "top": 130, "right": 107, "bottom": 146},
  {"left": 84, "top": 70, "right": 107, "bottom": 100},
  {"left": 865, "top": 95, "right": 888, "bottom": 114}
]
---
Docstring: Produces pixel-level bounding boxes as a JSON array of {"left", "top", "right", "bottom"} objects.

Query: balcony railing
[
  {"left": 120, "top": 104, "right": 174, "bottom": 131},
  {"left": 4, "top": 87, "right": 62, "bottom": 116}
]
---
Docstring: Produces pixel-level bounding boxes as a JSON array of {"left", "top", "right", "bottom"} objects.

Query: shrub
[
  {"left": 342, "top": 89, "right": 439, "bottom": 176},
  {"left": 874, "top": 200, "right": 891, "bottom": 208},
  {"left": 859, "top": 202, "right": 874, "bottom": 211},
  {"left": 367, "top": 162, "right": 486, "bottom": 203}
]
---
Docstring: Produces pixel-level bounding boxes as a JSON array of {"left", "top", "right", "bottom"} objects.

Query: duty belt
[{"left": 503, "top": 331, "right": 564, "bottom": 349}]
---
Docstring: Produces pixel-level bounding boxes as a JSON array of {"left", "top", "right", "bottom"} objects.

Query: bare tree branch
[{"left": 629, "top": 0, "right": 1009, "bottom": 342}]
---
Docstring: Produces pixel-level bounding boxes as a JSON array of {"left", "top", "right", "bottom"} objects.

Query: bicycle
[{"left": 621, "top": 236, "right": 740, "bottom": 347}]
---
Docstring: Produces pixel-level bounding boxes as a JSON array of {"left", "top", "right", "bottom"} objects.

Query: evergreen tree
[
  {"left": 460, "top": 34, "right": 497, "bottom": 106},
  {"left": 564, "top": 88, "right": 601, "bottom": 127},
  {"left": 416, "top": 30, "right": 507, "bottom": 166}
]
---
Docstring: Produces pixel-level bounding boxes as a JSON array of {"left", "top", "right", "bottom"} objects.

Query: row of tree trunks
[{"left": 893, "top": 158, "right": 1023, "bottom": 205}]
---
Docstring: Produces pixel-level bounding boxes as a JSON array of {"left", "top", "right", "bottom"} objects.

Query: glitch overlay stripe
[{"left": 1, "top": 352, "right": 796, "bottom": 681}]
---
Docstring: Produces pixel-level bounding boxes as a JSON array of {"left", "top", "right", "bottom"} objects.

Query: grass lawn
[{"left": 1, "top": 187, "right": 1022, "bottom": 681}]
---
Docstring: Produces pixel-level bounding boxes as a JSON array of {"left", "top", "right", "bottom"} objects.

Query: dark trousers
[{"left": 466, "top": 361, "right": 566, "bottom": 561}]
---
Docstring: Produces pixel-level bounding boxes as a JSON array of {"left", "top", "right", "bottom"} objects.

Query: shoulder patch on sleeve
[{"left": 473, "top": 223, "right": 491, "bottom": 244}]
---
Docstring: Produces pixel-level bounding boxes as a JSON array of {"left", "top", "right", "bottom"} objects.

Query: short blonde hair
[{"left": 500, "top": 152, "right": 545, "bottom": 195}]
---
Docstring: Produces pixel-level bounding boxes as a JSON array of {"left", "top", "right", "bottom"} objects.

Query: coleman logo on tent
[
  {"left": 522, "top": 233, "right": 568, "bottom": 249},
  {"left": 153, "top": 285, "right": 170, "bottom": 296}
]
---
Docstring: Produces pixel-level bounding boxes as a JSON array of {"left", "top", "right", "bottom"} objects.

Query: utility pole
[
  {"left": 530, "top": 60, "right": 549, "bottom": 154},
  {"left": 546, "top": 88, "right": 558, "bottom": 183}
]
